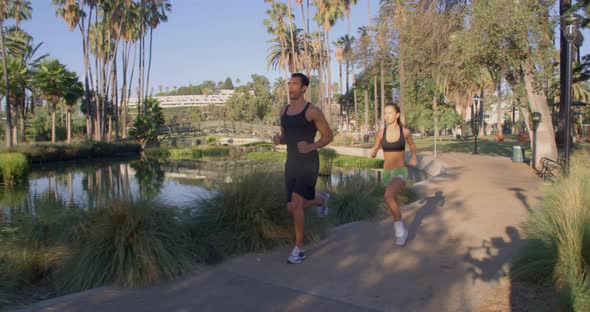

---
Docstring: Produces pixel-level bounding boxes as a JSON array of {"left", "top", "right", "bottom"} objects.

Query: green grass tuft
[
  {"left": 512, "top": 148, "right": 590, "bottom": 311},
  {"left": 0, "top": 153, "right": 29, "bottom": 187}
]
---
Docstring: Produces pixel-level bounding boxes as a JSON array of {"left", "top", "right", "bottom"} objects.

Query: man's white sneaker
[
  {"left": 287, "top": 246, "right": 306, "bottom": 264},
  {"left": 317, "top": 192, "right": 330, "bottom": 218}
]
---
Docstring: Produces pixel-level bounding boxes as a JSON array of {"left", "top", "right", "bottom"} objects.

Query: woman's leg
[
  {"left": 384, "top": 177, "right": 405, "bottom": 221},
  {"left": 384, "top": 177, "right": 408, "bottom": 245}
]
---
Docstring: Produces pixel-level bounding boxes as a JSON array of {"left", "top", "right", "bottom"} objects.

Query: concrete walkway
[{"left": 15, "top": 151, "right": 544, "bottom": 312}]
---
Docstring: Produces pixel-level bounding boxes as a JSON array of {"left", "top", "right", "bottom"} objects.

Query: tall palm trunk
[
  {"left": 374, "top": 76, "right": 378, "bottom": 131},
  {"left": 51, "top": 104, "right": 56, "bottom": 143},
  {"left": 121, "top": 41, "right": 130, "bottom": 139},
  {"left": 138, "top": 1, "right": 145, "bottom": 112},
  {"left": 286, "top": 0, "right": 298, "bottom": 72},
  {"left": 80, "top": 10, "right": 94, "bottom": 140},
  {"left": 353, "top": 66, "right": 358, "bottom": 122},
  {"left": 364, "top": 87, "right": 369, "bottom": 135},
  {"left": 0, "top": 20, "right": 13, "bottom": 147},
  {"left": 129, "top": 41, "right": 138, "bottom": 115},
  {"left": 67, "top": 106, "right": 72, "bottom": 144},
  {"left": 399, "top": 55, "right": 406, "bottom": 124},
  {"left": 325, "top": 30, "right": 332, "bottom": 124},
  {"left": 19, "top": 100, "right": 26, "bottom": 143},
  {"left": 317, "top": 32, "right": 324, "bottom": 110},
  {"left": 298, "top": 1, "right": 309, "bottom": 76},
  {"left": 345, "top": 59, "right": 350, "bottom": 129},
  {"left": 146, "top": 26, "right": 154, "bottom": 97},
  {"left": 380, "top": 62, "right": 385, "bottom": 125}
]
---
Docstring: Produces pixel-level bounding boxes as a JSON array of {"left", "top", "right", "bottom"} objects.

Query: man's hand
[
  {"left": 408, "top": 156, "right": 417, "bottom": 166},
  {"left": 370, "top": 148, "right": 378, "bottom": 158},
  {"left": 272, "top": 134, "right": 282, "bottom": 145},
  {"left": 297, "top": 141, "right": 315, "bottom": 154}
]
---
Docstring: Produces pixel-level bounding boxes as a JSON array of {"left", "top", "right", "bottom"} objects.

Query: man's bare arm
[{"left": 309, "top": 106, "right": 333, "bottom": 150}]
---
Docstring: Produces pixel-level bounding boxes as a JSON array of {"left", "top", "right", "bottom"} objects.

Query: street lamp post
[
  {"left": 561, "top": 13, "right": 584, "bottom": 176},
  {"left": 472, "top": 95, "right": 480, "bottom": 155}
]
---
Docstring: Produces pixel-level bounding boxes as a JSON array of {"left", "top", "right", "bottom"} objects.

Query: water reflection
[{"left": 0, "top": 158, "right": 429, "bottom": 221}]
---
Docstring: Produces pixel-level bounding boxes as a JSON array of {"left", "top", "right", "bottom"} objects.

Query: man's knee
[{"left": 289, "top": 193, "right": 305, "bottom": 212}]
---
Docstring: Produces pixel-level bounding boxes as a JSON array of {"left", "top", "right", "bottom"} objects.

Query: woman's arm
[
  {"left": 404, "top": 128, "right": 417, "bottom": 166},
  {"left": 370, "top": 128, "right": 384, "bottom": 158}
]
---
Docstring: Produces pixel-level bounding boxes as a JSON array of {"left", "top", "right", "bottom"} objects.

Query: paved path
[{"left": 15, "top": 151, "right": 544, "bottom": 312}]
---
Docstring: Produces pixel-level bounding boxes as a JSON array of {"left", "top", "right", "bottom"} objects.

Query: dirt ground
[{"left": 476, "top": 279, "right": 556, "bottom": 312}]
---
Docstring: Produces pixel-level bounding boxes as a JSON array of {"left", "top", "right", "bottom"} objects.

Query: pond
[{"left": 0, "top": 157, "right": 430, "bottom": 219}]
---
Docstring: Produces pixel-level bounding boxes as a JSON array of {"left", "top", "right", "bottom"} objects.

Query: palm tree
[
  {"left": 64, "top": 79, "right": 84, "bottom": 144},
  {"left": 334, "top": 40, "right": 344, "bottom": 95},
  {"left": 266, "top": 0, "right": 299, "bottom": 73},
  {"left": 294, "top": 0, "right": 310, "bottom": 75},
  {"left": 314, "top": 0, "right": 344, "bottom": 123},
  {"left": 53, "top": 0, "right": 96, "bottom": 139},
  {"left": 33, "top": 59, "right": 74, "bottom": 143},
  {"left": 264, "top": 2, "right": 292, "bottom": 76},
  {"left": 4, "top": 26, "right": 47, "bottom": 143},
  {"left": 145, "top": 0, "right": 171, "bottom": 98},
  {"left": 272, "top": 76, "right": 288, "bottom": 106},
  {"left": 357, "top": 26, "right": 371, "bottom": 134},
  {"left": 267, "top": 28, "right": 305, "bottom": 74},
  {"left": 0, "top": 0, "right": 31, "bottom": 147},
  {"left": 336, "top": 34, "right": 354, "bottom": 122},
  {"left": 121, "top": 2, "right": 140, "bottom": 138}
]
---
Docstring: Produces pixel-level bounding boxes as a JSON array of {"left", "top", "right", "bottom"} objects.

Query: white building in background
[{"left": 127, "top": 89, "right": 254, "bottom": 109}]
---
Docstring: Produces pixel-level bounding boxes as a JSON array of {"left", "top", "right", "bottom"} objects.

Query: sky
[
  {"left": 19, "top": 0, "right": 379, "bottom": 91},
  {"left": 15, "top": 0, "right": 590, "bottom": 93}
]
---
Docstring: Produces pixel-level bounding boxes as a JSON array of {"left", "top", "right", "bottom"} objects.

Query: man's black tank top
[
  {"left": 381, "top": 123, "right": 406, "bottom": 152},
  {"left": 281, "top": 102, "right": 318, "bottom": 158}
]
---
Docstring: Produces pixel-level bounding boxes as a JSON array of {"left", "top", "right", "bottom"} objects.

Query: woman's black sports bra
[{"left": 381, "top": 123, "right": 406, "bottom": 152}]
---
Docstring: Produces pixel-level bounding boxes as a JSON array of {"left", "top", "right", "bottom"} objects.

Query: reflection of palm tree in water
[
  {"left": 464, "top": 226, "right": 521, "bottom": 282},
  {"left": 130, "top": 158, "right": 165, "bottom": 198}
]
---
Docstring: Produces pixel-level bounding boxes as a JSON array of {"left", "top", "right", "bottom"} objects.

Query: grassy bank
[
  {"left": 0, "top": 142, "right": 141, "bottom": 163},
  {"left": 512, "top": 147, "right": 590, "bottom": 311},
  {"left": 0, "top": 161, "right": 417, "bottom": 310},
  {"left": 144, "top": 146, "right": 231, "bottom": 159},
  {"left": 411, "top": 134, "right": 532, "bottom": 158},
  {"left": 245, "top": 150, "right": 383, "bottom": 169}
]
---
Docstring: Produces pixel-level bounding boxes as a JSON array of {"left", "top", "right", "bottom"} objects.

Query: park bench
[{"left": 537, "top": 157, "right": 562, "bottom": 181}]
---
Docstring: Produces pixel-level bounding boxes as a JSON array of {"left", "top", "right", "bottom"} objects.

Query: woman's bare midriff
[{"left": 383, "top": 150, "right": 406, "bottom": 170}]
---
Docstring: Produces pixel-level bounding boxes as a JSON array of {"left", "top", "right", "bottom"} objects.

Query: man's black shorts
[{"left": 285, "top": 152, "right": 319, "bottom": 202}]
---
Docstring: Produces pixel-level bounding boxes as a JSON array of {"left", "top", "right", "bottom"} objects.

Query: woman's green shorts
[{"left": 381, "top": 167, "right": 408, "bottom": 185}]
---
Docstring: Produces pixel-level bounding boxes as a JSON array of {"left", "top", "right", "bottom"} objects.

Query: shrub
[
  {"left": 1, "top": 142, "right": 140, "bottom": 163},
  {"left": 0, "top": 198, "right": 82, "bottom": 300},
  {"left": 512, "top": 149, "right": 590, "bottom": 311},
  {"left": 56, "top": 200, "right": 193, "bottom": 292},
  {"left": 199, "top": 146, "right": 230, "bottom": 158},
  {"left": 144, "top": 148, "right": 171, "bottom": 158},
  {"left": 191, "top": 168, "right": 329, "bottom": 257},
  {"left": 328, "top": 172, "right": 385, "bottom": 225},
  {"left": 332, "top": 155, "right": 383, "bottom": 169},
  {"left": 245, "top": 151, "right": 287, "bottom": 163},
  {"left": 0, "top": 153, "right": 29, "bottom": 186},
  {"left": 319, "top": 148, "right": 337, "bottom": 176},
  {"left": 332, "top": 134, "right": 355, "bottom": 146}
]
